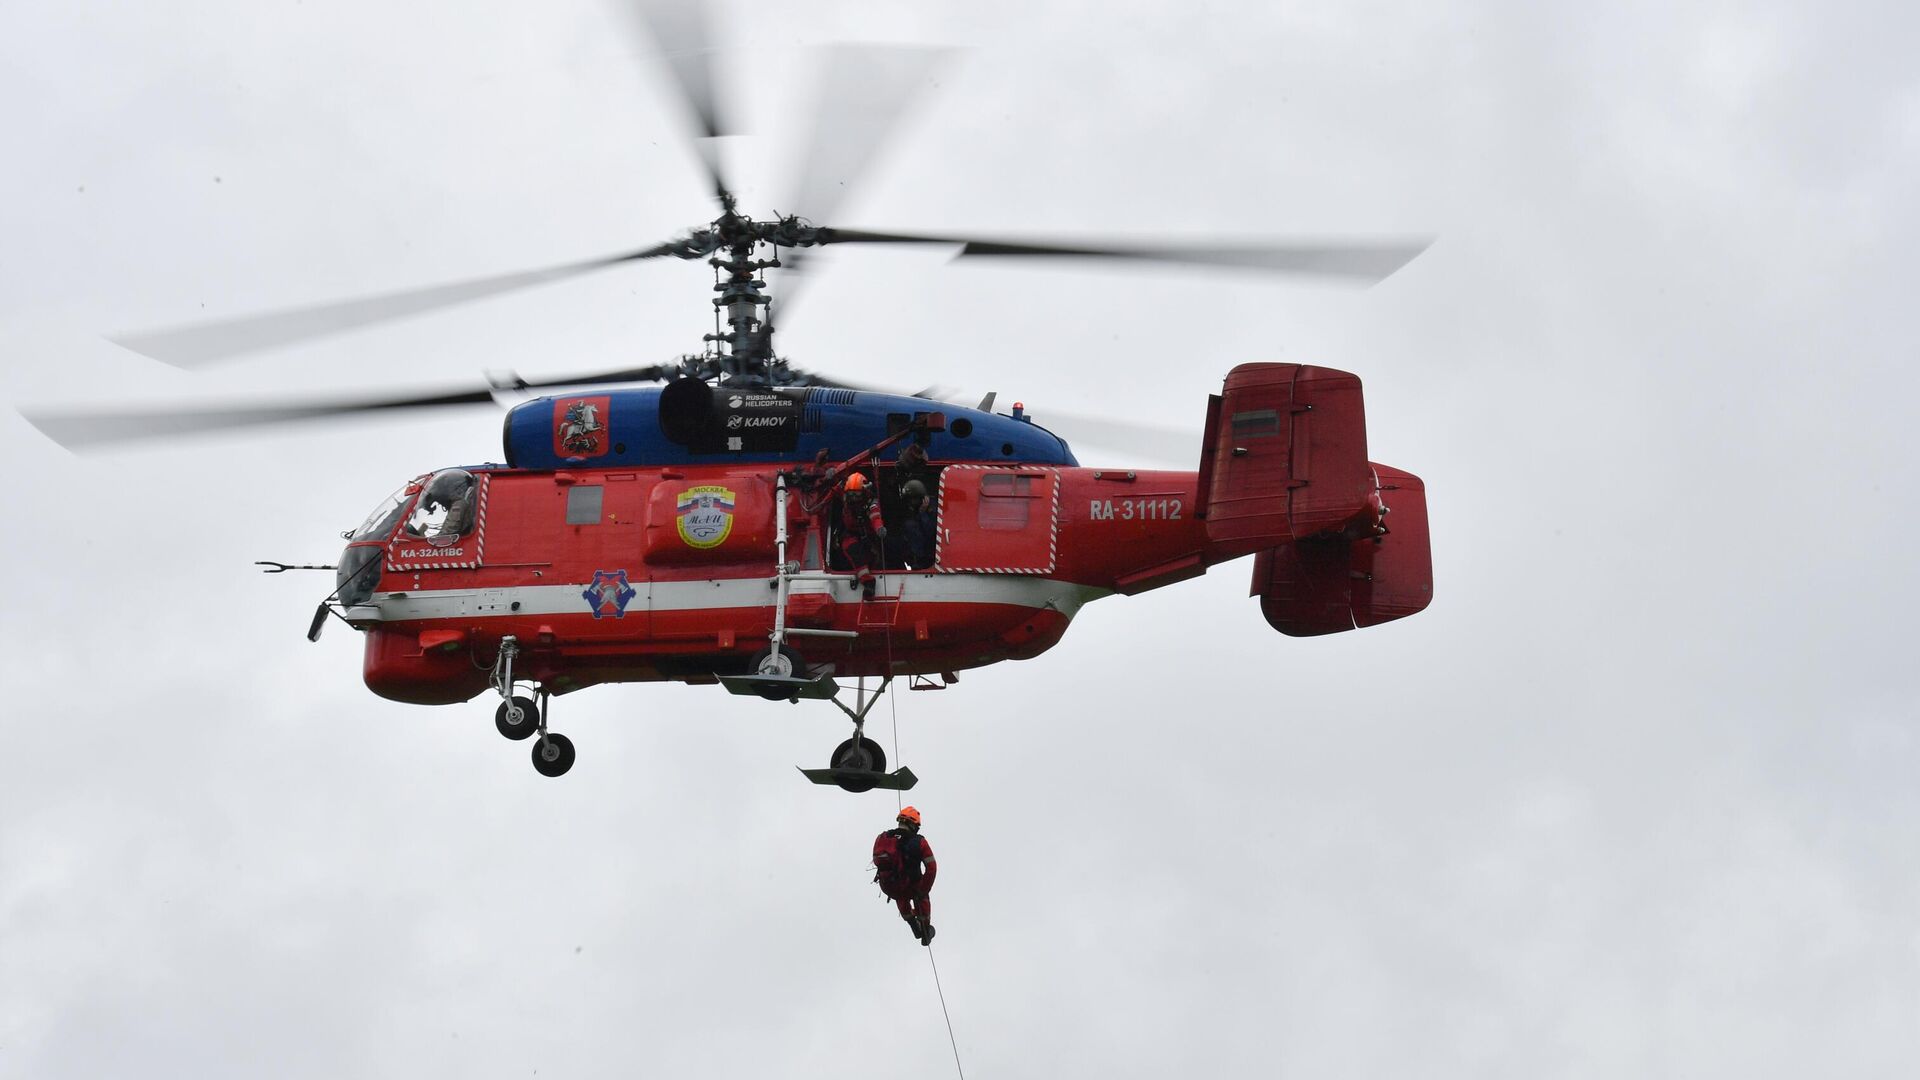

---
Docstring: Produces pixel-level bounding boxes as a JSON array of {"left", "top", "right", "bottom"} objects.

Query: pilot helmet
[{"left": 423, "top": 469, "right": 473, "bottom": 510}]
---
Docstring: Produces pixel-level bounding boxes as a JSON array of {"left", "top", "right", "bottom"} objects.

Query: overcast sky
[{"left": 4, "top": 2, "right": 1919, "bottom": 1077}]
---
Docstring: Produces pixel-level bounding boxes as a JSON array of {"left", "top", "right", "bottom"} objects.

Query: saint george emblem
[
  {"left": 582, "top": 569, "right": 637, "bottom": 620},
  {"left": 552, "top": 396, "right": 611, "bottom": 458},
  {"left": 675, "top": 485, "right": 736, "bottom": 549}
]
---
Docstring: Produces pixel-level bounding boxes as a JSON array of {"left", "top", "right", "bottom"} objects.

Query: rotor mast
[{"left": 693, "top": 209, "right": 830, "bottom": 388}]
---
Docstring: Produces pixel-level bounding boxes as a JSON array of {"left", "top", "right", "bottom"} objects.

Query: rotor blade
[
  {"left": 502, "top": 363, "right": 683, "bottom": 390},
  {"left": 622, "top": 0, "right": 736, "bottom": 206},
  {"left": 786, "top": 375, "right": 1197, "bottom": 465},
  {"left": 772, "top": 45, "right": 953, "bottom": 323},
  {"left": 813, "top": 230, "right": 1434, "bottom": 284},
  {"left": 767, "top": 366, "right": 946, "bottom": 394},
  {"left": 1029, "top": 409, "right": 1198, "bottom": 467},
  {"left": 786, "top": 45, "right": 953, "bottom": 226},
  {"left": 22, "top": 385, "right": 501, "bottom": 450},
  {"left": 113, "top": 242, "right": 690, "bottom": 368}
]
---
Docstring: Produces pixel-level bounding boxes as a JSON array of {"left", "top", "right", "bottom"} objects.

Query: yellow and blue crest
[{"left": 675, "top": 485, "right": 736, "bottom": 549}]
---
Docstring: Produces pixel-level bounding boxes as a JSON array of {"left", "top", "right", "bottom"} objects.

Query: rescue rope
[
  {"left": 885, "top": 622, "right": 903, "bottom": 814},
  {"left": 927, "top": 946, "right": 965, "bottom": 1080},
  {"left": 881, "top": 598, "right": 962, "bottom": 1079}
]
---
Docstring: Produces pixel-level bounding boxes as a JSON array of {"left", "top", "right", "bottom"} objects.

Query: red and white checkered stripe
[
  {"left": 386, "top": 474, "right": 490, "bottom": 571},
  {"left": 933, "top": 464, "right": 1059, "bottom": 575}
]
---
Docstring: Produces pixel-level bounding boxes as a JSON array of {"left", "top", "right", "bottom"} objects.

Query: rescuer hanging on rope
[{"left": 874, "top": 806, "right": 938, "bottom": 945}]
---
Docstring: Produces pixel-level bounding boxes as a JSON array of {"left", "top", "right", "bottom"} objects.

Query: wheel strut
[
  {"left": 831, "top": 675, "right": 893, "bottom": 747},
  {"left": 491, "top": 636, "right": 576, "bottom": 777}
]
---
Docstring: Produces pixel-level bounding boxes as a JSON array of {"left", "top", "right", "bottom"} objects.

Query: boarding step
[{"left": 857, "top": 590, "right": 903, "bottom": 629}]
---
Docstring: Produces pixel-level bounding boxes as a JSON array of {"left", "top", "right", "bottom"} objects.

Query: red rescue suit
[
  {"left": 839, "top": 494, "right": 886, "bottom": 577},
  {"left": 877, "top": 827, "right": 937, "bottom": 926}
]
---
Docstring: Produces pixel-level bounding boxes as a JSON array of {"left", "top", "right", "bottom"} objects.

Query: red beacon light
[{"left": 1011, "top": 402, "right": 1027, "bottom": 422}]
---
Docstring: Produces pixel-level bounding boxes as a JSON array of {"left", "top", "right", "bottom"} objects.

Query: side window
[
  {"left": 1230, "top": 408, "right": 1282, "bottom": 439},
  {"left": 406, "top": 469, "right": 478, "bottom": 545},
  {"left": 977, "top": 472, "right": 1037, "bottom": 531},
  {"left": 352, "top": 485, "right": 413, "bottom": 541}
]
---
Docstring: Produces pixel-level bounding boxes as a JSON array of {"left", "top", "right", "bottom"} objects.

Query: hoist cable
[
  {"left": 927, "top": 946, "right": 965, "bottom": 1080},
  {"left": 883, "top": 596, "right": 962, "bottom": 1079},
  {"left": 885, "top": 622, "right": 902, "bottom": 814}
]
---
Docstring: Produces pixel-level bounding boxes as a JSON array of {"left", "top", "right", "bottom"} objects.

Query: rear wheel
[
  {"left": 830, "top": 736, "right": 886, "bottom": 792},
  {"left": 495, "top": 696, "right": 539, "bottom": 741},
  {"left": 531, "top": 733, "right": 576, "bottom": 777}
]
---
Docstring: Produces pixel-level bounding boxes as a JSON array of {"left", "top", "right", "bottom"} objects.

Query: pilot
[
  {"left": 839, "top": 471, "right": 886, "bottom": 599},
  {"left": 898, "top": 479, "right": 937, "bottom": 569},
  {"left": 873, "top": 806, "right": 938, "bottom": 946},
  {"left": 420, "top": 470, "right": 475, "bottom": 540}
]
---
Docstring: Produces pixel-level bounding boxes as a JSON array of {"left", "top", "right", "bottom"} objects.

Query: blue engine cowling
[{"left": 503, "top": 382, "right": 1077, "bottom": 469}]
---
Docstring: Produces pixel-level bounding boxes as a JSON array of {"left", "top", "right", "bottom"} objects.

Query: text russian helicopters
[{"left": 24, "top": 6, "right": 1434, "bottom": 788}]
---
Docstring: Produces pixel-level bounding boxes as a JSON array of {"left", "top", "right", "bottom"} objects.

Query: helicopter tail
[
  {"left": 1200, "top": 362, "right": 1377, "bottom": 557},
  {"left": 1196, "top": 362, "right": 1432, "bottom": 634},
  {"left": 1248, "top": 463, "right": 1432, "bottom": 636}
]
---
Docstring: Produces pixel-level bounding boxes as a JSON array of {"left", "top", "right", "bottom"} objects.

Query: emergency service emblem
[
  {"left": 582, "top": 569, "right": 636, "bottom": 620},
  {"left": 675, "top": 485, "right": 735, "bottom": 549},
  {"left": 553, "top": 395, "right": 611, "bottom": 458}
]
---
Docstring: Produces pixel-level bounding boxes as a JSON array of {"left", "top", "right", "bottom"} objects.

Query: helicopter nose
[{"left": 335, "top": 544, "right": 385, "bottom": 608}]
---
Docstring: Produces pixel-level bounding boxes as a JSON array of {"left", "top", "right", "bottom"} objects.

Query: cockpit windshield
[
  {"left": 351, "top": 484, "right": 415, "bottom": 541},
  {"left": 405, "top": 469, "right": 478, "bottom": 545}
]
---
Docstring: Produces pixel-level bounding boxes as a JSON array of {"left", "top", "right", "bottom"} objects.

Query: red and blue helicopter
[{"left": 24, "top": 9, "right": 1434, "bottom": 789}]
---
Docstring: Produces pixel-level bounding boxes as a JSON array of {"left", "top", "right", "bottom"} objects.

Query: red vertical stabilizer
[{"left": 1203, "top": 363, "right": 1376, "bottom": 561}]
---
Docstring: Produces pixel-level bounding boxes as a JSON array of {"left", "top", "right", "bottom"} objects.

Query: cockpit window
[
  {"left": 406, "top": 469, "right": 478, "bottom": 545},
  {"left": 352, "top": 485, "right": 414, "bottom": 541}
]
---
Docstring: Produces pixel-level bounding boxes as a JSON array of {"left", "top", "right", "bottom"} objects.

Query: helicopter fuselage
[{"left": 336, "top": 364, "right": 1432, "bottom": 705}]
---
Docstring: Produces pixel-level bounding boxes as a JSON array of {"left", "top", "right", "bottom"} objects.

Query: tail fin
[{"left": 1200, "top": 363, "right": 1377, "bottom": 559}]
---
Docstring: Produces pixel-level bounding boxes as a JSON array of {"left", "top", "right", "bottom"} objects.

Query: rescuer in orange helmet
[
  {"left": 872, "top": 806, "right": 937, "bottom": 945},
  {"left": 838, "top": 471, "right": 887, "bottom": 599}
]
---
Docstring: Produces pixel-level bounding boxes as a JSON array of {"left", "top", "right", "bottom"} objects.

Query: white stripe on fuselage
[{"left": 344, "top": 573, "right": 1110, "bottom": 623}]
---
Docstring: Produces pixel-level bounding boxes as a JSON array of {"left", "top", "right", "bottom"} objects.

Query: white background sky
[{"left": 4, "top": 2, "right": 1918, "bottom": 1077}]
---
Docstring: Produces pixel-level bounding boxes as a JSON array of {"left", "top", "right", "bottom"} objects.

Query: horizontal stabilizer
[{"left": 1251, "top": 463, "right": 1432, "bottom": 636}]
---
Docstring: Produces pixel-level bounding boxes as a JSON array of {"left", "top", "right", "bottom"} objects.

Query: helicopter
[{"left": 22, "top": 7, "right": 1434, "bottom": 789}]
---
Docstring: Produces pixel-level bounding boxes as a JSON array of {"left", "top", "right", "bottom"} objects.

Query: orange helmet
[
  {"left": 844, "top": 472, "right": 869, "bottom": 492},
  {"left": 897, "top": 806, "right": 921, "bottom": 825}
]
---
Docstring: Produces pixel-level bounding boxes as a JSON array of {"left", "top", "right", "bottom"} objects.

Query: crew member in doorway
[
  {"left": 895, "top": 440, "right": 931, "bottom": 493},
  {"left": 899, "top": 479, "right": 938, "bottom": 569},
  {"left": 839, "top": 471, "right": 886, "bottom": 599},
  {"left": 873, "top": 806, "right": 938, "bottom": 945}
]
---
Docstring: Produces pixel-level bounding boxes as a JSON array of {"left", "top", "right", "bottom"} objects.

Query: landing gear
[
  {"left": 751, "top": 643, "right": 803, "bottom": 677},
  {"left": 490, "top": 636, "right": 577, "bottom": 777},
  {"left": 795, "top": 677, "right": 917, "bottom": 793},
  {"left": 829, "top": 735, "right": 887, "bottom": 792},
  {"left": 532, "top": 732, "right": 576, "bottom": 777},
  {"left": 495, "top": 696, "right": 539, "bottom": 740},
  {"left": 747, "top": 643, "right": 807, "bottom": 700}
]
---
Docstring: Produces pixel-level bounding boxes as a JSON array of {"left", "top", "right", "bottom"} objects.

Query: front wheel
[
  {"left": 531, "top": 733, "right": 576, "bottom": 777},
  {"left": 495, "top": 696, "right": 539, "bottom": 741}
]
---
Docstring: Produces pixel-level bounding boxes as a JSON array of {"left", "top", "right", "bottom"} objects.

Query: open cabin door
[{"left": 934, "top": 465, "right": 1060, "bottom": 574}]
